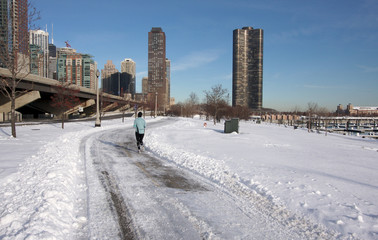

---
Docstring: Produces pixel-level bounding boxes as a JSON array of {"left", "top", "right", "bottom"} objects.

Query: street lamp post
[
  {"left": 155, "top": 92, "right": 158, "bottom": 118},
  {"left": 95, "top": 69, "right": 101, "bottom": 127},
  {"left": 142, "top": 93, "right": 145, "bottom": 117}
]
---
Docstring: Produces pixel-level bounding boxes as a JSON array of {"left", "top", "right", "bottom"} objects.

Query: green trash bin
[
  {"left": 224, "top": 118, "right": 239, "bottom": 133},
  {"left": 224, "top": 120, "right": 231, "bottom": 133}
]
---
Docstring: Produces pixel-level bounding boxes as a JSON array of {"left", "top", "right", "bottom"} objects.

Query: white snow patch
[{"left": 0, "top": 117, "right": 377, "bottom": 239}]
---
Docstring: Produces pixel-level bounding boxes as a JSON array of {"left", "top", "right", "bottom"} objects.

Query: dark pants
[{"left": 135, "top": 132, "right": 144, "bottom": 149}]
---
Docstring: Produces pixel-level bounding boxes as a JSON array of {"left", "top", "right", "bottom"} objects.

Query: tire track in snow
[
  {"left": 100, "top": 170, "right": 136, "bottom": 240},
  {"left": 82, "top": 131, "right": 138, "bottom": 240},
  {"left": 92, "top": 123, "right": 298, "bottom": 239},
  {"left": 83, "top": 121, "right": 219, "bottom": 239},
  {"left": 83, "top": 119, "right": 351, "bottom": 239}
]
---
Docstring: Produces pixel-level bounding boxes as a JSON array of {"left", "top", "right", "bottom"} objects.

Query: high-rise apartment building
[
  {"left": 82, "top": 54, "right": 96, "bottom": 89},
  {"left": 29, "top": 29, "right": 49, "bottom": 77},
  {"left": 56, "top": 47, "right": 96, "bottom": 89},
  {"left": 30, "top": 44, "right": 44, "bottom": 76},
  {"left": 0, "top": 0, "right": 29, "bottom": 68},
  {"left": 232, "top": 27, "right": 263, "bottom": 110},
  {"left": 148, "top": 27, "right": 169, "bottom": 111}
]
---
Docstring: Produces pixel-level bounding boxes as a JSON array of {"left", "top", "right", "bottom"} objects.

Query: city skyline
[{"left": 33, "top": 0, "right": 378, "bottom": 111}]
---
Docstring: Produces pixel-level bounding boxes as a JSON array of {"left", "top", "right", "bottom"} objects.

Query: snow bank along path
[
  {"left": 1, "top": 128, "right": 91, "bottom": 239},
  {"left": 145, "top": 118, "right": 378, "bottom": 240},
  {"left": 0, "top": 119, "right": 142, "bottom": 239}
]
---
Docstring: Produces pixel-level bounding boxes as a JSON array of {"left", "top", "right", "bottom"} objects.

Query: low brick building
[{"left": 337, "top": 104, "right": 378, "bottom": 116}]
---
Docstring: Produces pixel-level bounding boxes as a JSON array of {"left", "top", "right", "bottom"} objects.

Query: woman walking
[{"left": 133, "top": 112, "right": 146, "bottom": 153}]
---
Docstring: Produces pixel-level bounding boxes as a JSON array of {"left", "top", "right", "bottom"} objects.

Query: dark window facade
[
  {"left": 103, "top": 72, "right": 135, "bottom": 97},
  {"left": 49, "top": 44, "right": 56, "bottom": 58}
]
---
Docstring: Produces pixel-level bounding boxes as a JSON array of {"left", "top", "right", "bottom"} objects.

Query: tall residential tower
[
  {"left": 29, "top": 29, "right": 49, "bottom": 77},
  {"left": 56, "top": 47, "right": 96, "bottom": 89},
  {"left": 232, "top": 27, "right": 263, "bottom": 110},
  {"left": 0, "top": 0, "right": 29, "bottom": 68},
  {"left": 148, "top": 27, "right": 169, "bottom": 112},
  {"left": 121, "top": 58, "right": 135, "bottom": 77}
]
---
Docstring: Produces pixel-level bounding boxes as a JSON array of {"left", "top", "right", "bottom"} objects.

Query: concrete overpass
[{"left": 0, "top": 68, "right": 141, "bottom": 121}]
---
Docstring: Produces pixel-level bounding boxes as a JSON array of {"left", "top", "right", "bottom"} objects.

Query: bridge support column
[{"left": 0, "top": 91, "right": 41, "bottom": 113}]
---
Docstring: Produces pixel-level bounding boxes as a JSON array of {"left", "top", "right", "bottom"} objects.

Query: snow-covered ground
[{"left": 0, "top": 116, "right": 377, "bottom": 239}]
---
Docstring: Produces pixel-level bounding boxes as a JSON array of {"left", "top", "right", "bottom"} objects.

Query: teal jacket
[{"left": 133, "top": 117, "right": 146, "bottom": 134}]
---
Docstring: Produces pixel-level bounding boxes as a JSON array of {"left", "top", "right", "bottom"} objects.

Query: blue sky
[{"left": 34, "top": 0, "right": 378, "bottom": 111}]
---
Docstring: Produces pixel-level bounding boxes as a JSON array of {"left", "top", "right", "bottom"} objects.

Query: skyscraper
[
  {"left": 101, "top": 60, "right": 118, "bottom": 80},
  {"left": 102, "top": 72, "right": 135, "bottom": 97},
  {"left": 148, "top": 27, "right": 169, "bottom": 112},
  {"left": 101, "top": 59, "right": 135, "bottom": 97},
  {"left": 0, "top": 0, "right": 29, "bottom": 68},
  {"left": 121, "top": 58, "right": 136, "bottom": 96},
  {"left": 48, "top": 43, "right": 56, "bottom": 58},
  {"left": 58, "top": 51, "right": 83, "bottom": 85},
  {"left": 82, "top": 54, "right": 96, "bottom": 89},
  {"left": 48, "top": 43, "right": 57, "bottom": 79},
  {"left": 29, "top": 29, "right": 49, "bottom": 77},
  {"left": 30, "top": 44, "right": 44, "bottom": 76},
  {"left": 47, "top": 24, "right": 57, "bottom": 79},
  {"left": 232, "top": 27, "right": 263, "bottom": 110},
  {"left": 121, "top": 58, "right": 135, "bottom": 77},
  {"left": 56, "top": 47, "right": 96, "bottom": 89}
]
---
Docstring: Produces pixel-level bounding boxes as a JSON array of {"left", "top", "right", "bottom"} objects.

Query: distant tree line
[
  {"left": 167, "top": 84, "right": 357, "bottom": 126},
  {"left": 167, "top": 84, "right": 251, "bottom": 124}
]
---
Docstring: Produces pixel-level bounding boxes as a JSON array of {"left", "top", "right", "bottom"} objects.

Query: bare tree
[
  {"left": 292, "top": 105, "right": 302, "bottom": 115},
  {"left": 204, "top": 84, "right": 229, "bottom": 125},
  {"left": 166, "top": 103, "right": 182, "bottom": 117},
  {"left": 231, "top": 105, "right": 251, "bottom": 120},
  {"left": 317, "top": 107, "right": 330, "bottom": 117},
  {"left": 306, "top": 102, "right": 332, "bottom": 131},
  {"left": 0, "top": 2, "right": 40, "bottom": 137},
  {"left": 50, "top": 82, "right": 81, "bottom": 129},
  {"left": 185, "top": 92, "right": 199, "bottom": 118},
  {"left": 307, "top": 102, "right": 318, "bottom": 131}
]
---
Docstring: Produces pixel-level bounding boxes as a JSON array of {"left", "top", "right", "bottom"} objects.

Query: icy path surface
[{"left": 83, "top": 119, "right": 340, "bottom": 239}]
